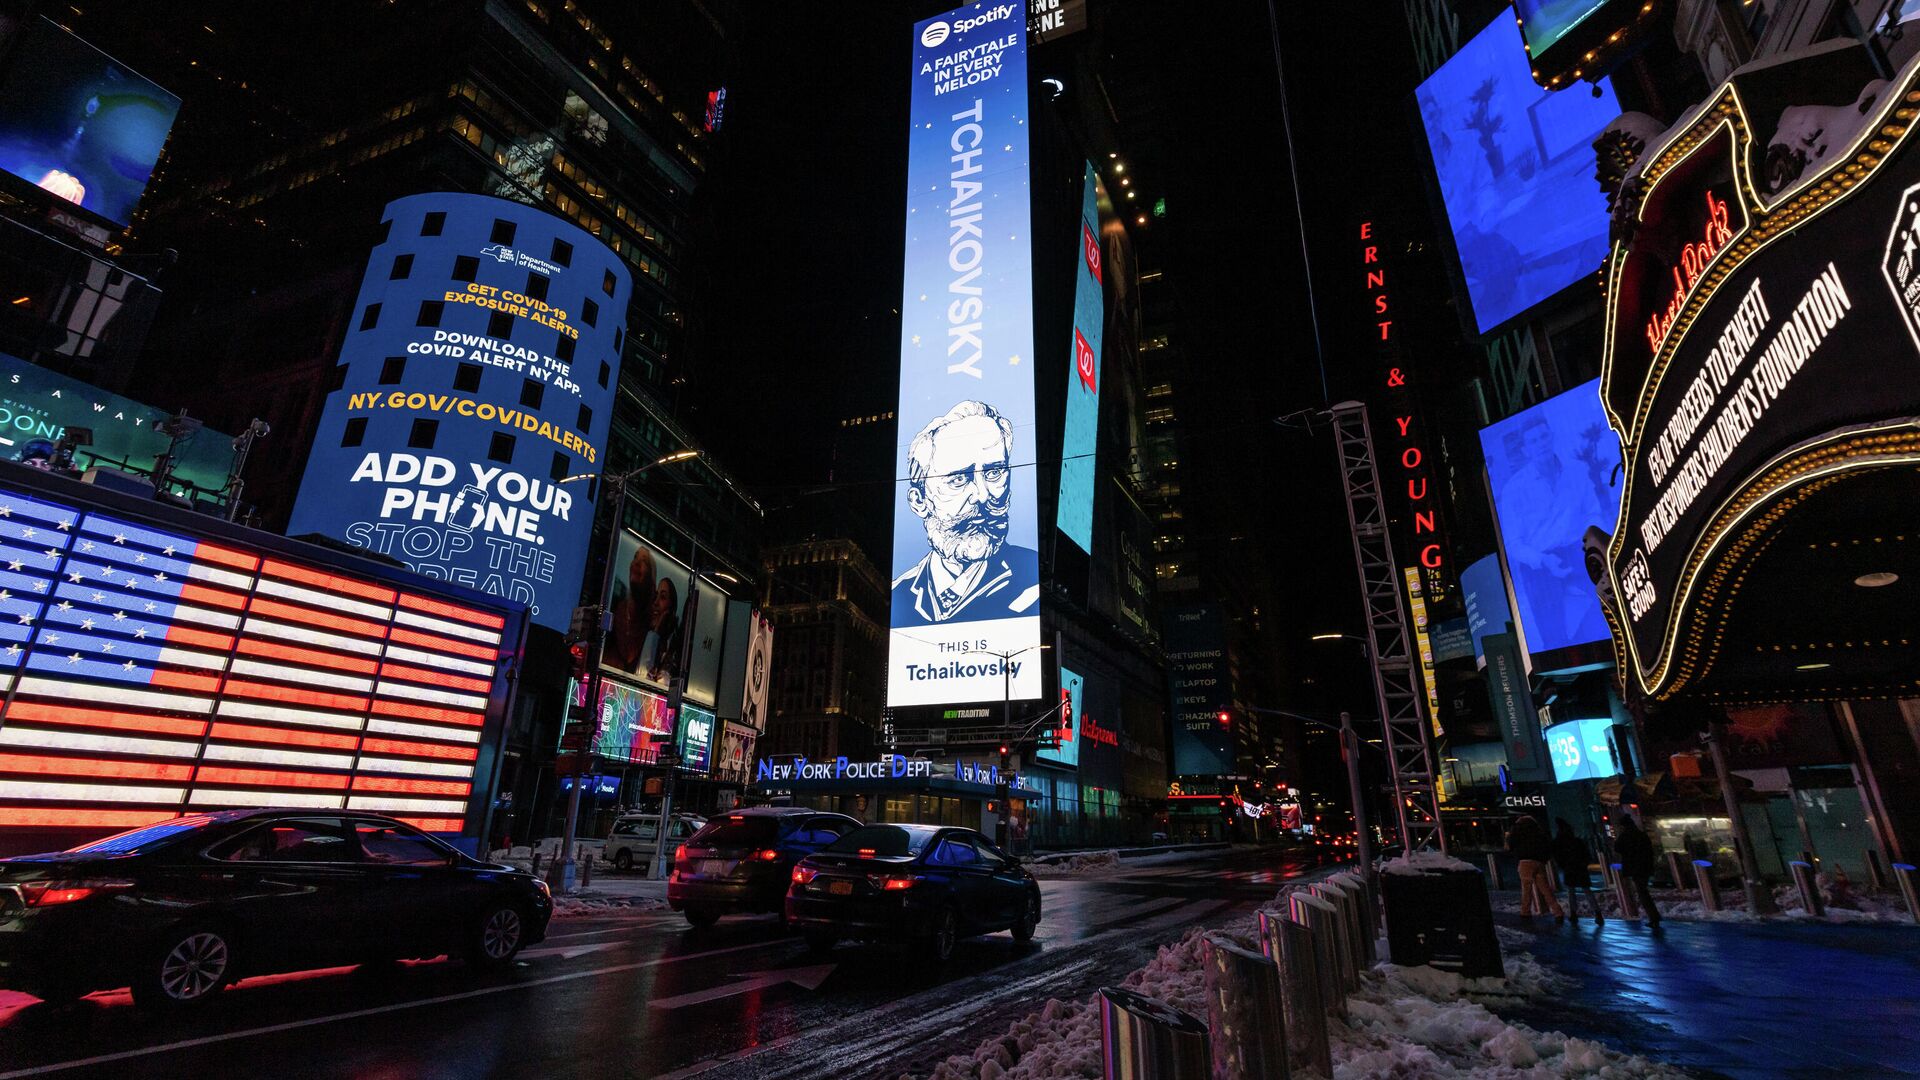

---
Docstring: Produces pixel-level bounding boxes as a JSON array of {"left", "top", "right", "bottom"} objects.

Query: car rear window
[
  {"left": 69, "top": 816, "right": 218, "bottom": 854},
  {"left": 824, "top": 825, "right": 932, "bottom": 857},
  {"left": 692, "top": 815, "right": 781, "bottom": 847}
]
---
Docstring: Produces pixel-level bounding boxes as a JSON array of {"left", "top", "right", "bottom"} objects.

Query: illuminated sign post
[
  {"left": 888, "top": 5, "right": 1041, "bottom": 708},
  {"left": 289, "top": 193, "right": 628, "bottom": 633}
]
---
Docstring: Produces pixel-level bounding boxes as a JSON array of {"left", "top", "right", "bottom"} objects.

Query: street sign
[{"left": 656, "top": 749, "right": 684, "bottom": 768}]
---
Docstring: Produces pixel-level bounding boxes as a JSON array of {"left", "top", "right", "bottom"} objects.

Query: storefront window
[{"left": 882, "top": 796, "right": 913, "bottom": 823}]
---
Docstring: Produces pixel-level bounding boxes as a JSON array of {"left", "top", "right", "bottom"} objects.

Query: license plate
[
  {"left": 698, "top": 859, "right": 730, "bottom": 877},
  {"left": 829, "top": 880, "right": 854, "bottom": 895}
]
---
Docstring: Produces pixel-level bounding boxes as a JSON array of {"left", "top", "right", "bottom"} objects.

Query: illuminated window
[
  {"left": 453, "top": 363, "right": 482, "bottom": 393},
  {"left": 378, "top": 356, "right": 406, "bottom": 385},
  {"left": 602, "top": 269, "right": 617, "bottom": 296},
  {"left": 488, "top": 432, "right": 516, "bottom": 464},
  {"left": 1147, "top": 383, "right": 1173, "bottom": 398}
]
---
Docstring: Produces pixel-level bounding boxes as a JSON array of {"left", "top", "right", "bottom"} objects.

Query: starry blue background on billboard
[
  {"left": 1479, "top": 379, "right": 1621, "bottom": 664},
  {"left": 888, "top": 3, "right": 1041, "bottom": 706},
  {"left": 1055, "top": 162, "right": 1105, "bottom": 554},
  {"left": 288, "top": 193, "right": 629, "bottom": 633},
  {"left": 1416, "top": 14, "right": 1619, "bottom": 332}
]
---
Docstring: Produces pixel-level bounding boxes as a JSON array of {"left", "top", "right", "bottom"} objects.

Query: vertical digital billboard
[
  {"left": 602, "top": 529, "right": 728, "bottom": 708},
  {"left": 1038, "top": 665, "right": 1083, "bottom": 767},
  {"left": 0, "top": 475, "right": 519, "bottom": 841},
  {"left": 1165, "top": 604, "right": 1233, "bottom": 776},
  {"left": 1055, "top": 161, "right": 1106, "bottom": 553},
  {"left": 1544, "top": 717, "right": 1623, "bottom": 783},
  {"left": 1415, "top": 13, "right": 1619, "bottom": 332},
  {"left": 585, "top": 677, "right": 675, "bottom": 765},
  {"left": 1479, "top": 379, "right": 1621, "bottom": 671},
  {"left": 0, "top": 17, "right": 180, "bottom": 225},
  {"left": 288, "top": 193, "right": 629, "bottom": 633},
  {"left": 888, "top": 4, "right": 1041, "bottom": 707},
  {"left": 1460, "top": 552, "right": 1512, "bottom": 668}
]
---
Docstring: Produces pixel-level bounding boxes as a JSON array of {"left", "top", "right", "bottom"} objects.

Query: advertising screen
[
  {"left": 1165, "top": 604, "right": 1234, "bottom": 776},
  {"left": 287, "top": 193, "right": 628, "bottom": 633},
  {"left": 1479, "top": 379, "right": 1621, "bottom": 670},
  {"left": 1460, "top": 552, "right": 1511, "bottom": 668},
  {"left": 0, "top": 352, "right": 236, "bottom": 502},
  {"left": 1416, "top": 13, "right": 1619, "bottom": 332},
  {"left": 1514, "top": 0, "right": 1610, "bottom": 54},
  {"left": 0, "top": 18, "right": 180, "bottom": 225},
  {"left": 585, "top": 677, "right": 674, "bottom": 765},
  {"left": 1038, "top": 665, "right": 1083, "bottom": 767},
  {"left": 677, "top": 703, "right": 715, "bottom": 773},
  {"left": 602, "top": 529, "right": 729, "bottom": 709},
  {"left": 0, "top": 476, "right": 517, "bottom": 840},
  {"left": 1544, "top": 717, "right": 1622, "bottom": 783},
  {"left": 1055, "top": 161, "right": 1107, "bottom": 554},
  {"left": 888, "top": 5, "right": 1041, "bottom": 707}
]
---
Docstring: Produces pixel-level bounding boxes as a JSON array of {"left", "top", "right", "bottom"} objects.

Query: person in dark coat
[
  {"left": 1553, "top": 818, "right": 1603, "bottom": 925},
  {"left": 1507, "top": 814, "right": 1564, "bottom": 921},
  {"left": 1613, "top": 809, "right": 1661, "bottom": 927}
]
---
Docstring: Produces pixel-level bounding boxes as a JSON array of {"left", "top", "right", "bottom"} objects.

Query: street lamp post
[
  {"left": 548, "top": 449, "right": 697, "bottom": 894},
  {"left": 1310, "top": 633, "right": 1383, "bottom": 880},
  {"left": 961, "top": 642, "right": 1049, "bottom": 847}
]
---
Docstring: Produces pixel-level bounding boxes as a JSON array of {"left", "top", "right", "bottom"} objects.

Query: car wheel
[
  {"left": 133, "top": 924, "right": 235, "bottom": 1010},
  {"left": 613, "top": 849, "right": 633, "bottom": 872},
  {"left": 464, "top": 902, "right": 527, "bottom": 970},
  {"left": 684, "top": 906, "right": 721, "bottom": 929},
  {"left": 927, "top": 906, "right": 958, "bottom": 963},
  {"left": 1011, "top": 893, "right": 1040, "bottom": 944},
  {"left": 803, "top": 932, "right": 836, "bottom": 956}
]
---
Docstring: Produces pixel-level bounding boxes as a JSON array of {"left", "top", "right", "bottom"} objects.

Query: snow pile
[
  {"left": 552, "top": 893, "right": 664, "bottom": 918},
  {"left": 907, "top": 884, "right": 1686, "bottom": 1080},
  {"left": 1026, "top": 851, "right": 1121, "bottom": 878},
  {"left": 1380, "top": 850, "right": 1478, "bottom": 876}
]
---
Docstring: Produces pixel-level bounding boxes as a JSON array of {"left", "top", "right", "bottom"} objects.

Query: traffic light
[
  {"left": 1058, "top": 688, "right": 1074, "bottom": 734},
  {"left": 999, "top": 744, "right": 1011, "bottom": 770},
  {"left": 1216, "top": 710, "right": 1231, "bottom": 727},
  {"left": 568, "top": 640, "right": 591, "bottom": 683}
]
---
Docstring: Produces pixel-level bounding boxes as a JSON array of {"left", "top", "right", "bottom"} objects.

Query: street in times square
[{"left": 1, "top": 1, "right": 1919, "bottom": 1077}]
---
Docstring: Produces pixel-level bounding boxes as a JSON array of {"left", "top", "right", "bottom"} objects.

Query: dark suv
[{"left": 667, "top": 807, "right": 860, "bottom": 927}]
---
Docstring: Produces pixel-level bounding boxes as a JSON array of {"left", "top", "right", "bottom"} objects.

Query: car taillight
[
  {"left": 674, "top": 844, "right": 687, "bottom": 863},
  {"left": 18, "top": 879, "right": 134, "bottom": 906},
  {"left": 877, "top": 875, "right": 918, "bottom": 891},
  {"left": 752, "top": 849, "right": 781, "bottom": 862},
  {"left": 792, "top": 866, "right": 818, "bottom": 885}
]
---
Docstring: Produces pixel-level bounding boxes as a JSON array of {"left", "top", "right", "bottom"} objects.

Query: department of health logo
[{"left": 920, "top": 20, "right": 951, "bottom": 47}]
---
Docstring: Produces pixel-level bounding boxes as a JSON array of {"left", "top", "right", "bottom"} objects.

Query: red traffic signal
[
  {"left": 568, "top": 641, "right": 591, "bottom": 682},
  {"left": 1216, "top": 710, "right": 1231, "bottom": 727}
]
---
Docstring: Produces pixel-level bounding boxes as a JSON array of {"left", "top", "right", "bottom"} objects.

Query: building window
[
  {"left": 614, "top": 326, "right": 624, "bottom": 352},
  {"left": 488, "top": 432, "right": 516, "bottom": 464},
  {"left": 454, "top": 362, "right": 482, "bottom": 392},
  {"left": 379, "top": 356, "right": 406, "bottom": 384},
  {"left": 421, "top": 211, "right": 445, "bottom": 236},
  {"left": 416, "top": 300, "right": 443, "bottom": 327},
  {"left": 452, "top": 254, "right": 479, "bottom": 282},
  {"left": 408, "top": 419, "right": 438, "bottom": 449},
  {"left": 576, "top": 403, "right": 592, "bottom": 433},
  {"left": 326, "top": 364, "right": 348, "bottom": 392},
  {"left": 359, "top": 303, "right": 382, "bottom": 331},
  {"left": 555, "top": 334, "right": 575, "bottom": 362},
  {"left": 389, "top": 253, "right": 413, "bottom": 280},
  {"left": 597, "top": 360, "right": 610, "bottom": 388},
  {"left": 520, "top": 378, "right": 544, "bottom": 408},
  {"left": 341, "top": 417, "right": 367, "bottom": 447},
  {"left": 550, "top": 238, "right": 573, "bottom": 266},
  {"left": 524, "top": 273, "right": 549, "bottom": 302},
  {"left": 550, "top": 451, "right": 569, "bottom": 482},
  {"left": 581, "top": 298, "right": 598, "bottom": 327},
  {"left": 490, "top": 219, "right": 516, "bottom": 246},
  {"left": 602, "top": 269, "right": 617, "bottom": 296},
  {"left": 487, "top": 310, "right": 514, "bottom": 340}
]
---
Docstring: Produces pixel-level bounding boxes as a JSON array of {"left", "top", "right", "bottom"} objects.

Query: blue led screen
[
  {"left": 1416, "top": 12, "right": 1619, "bottom": 332},
  {"left": 1055, "top": 161, "right": 1106, "bottom": 554},
  {"left": 288, "top": 193, "right": 629, "bottom": 632},
  {"left": 1514, "top": 0, "right": 1611, "bottom": 54},
  {"left": 0, "top": 17, "right": 179, "bottom": 225},
  {"left": 1460, "top": 552, "right": 1511, "bottom": 669},
  {"left": 1038, "top": 665, "right": 1083, "bottom": 767},
  {"left": 1479, "top": 379, "right": 1621, "bottom": 666},
  {"left": 1545, "top": 717, "right": 1622, "bottom": 783}
]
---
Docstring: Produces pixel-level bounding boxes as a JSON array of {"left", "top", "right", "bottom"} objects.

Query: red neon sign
[{"left": 1644, "top": 191, "right": 1733, "bottom": 353}]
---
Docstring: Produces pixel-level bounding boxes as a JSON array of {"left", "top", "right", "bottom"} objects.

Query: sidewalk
[{"left": 1491, "top": 908, "right": 1920, "bottom": 1078}]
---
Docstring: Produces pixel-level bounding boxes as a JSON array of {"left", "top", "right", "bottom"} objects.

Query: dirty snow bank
[{"left": 552, "top": 893, "right": 665, "bottom": 918}]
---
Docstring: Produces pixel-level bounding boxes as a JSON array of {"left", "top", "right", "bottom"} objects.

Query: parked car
[
  {"left": 604, "top": 813, "right": 706, "bottom": 873},
  {"left": 0, "top": 809, "right": 552, "bottom": 1009},
  {"left": 785, "top": 824, "right": 1040, "bottom": 961},
  {"left": 667, "top": 807, "right": 860, "bottom": 927}
]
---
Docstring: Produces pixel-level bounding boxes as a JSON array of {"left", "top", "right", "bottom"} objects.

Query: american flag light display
[{"left": 0, "top": 482, "right": 514, "bottom": 836}]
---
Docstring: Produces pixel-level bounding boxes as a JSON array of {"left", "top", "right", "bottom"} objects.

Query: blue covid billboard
[
  {"left": 1544, "top": 717, "right": 1622, "bottom": 783},
  {"left": 288, "top": 193, "right": 629, "bottom": 632},
  {"left": 1479, "top": 379, "right": 1621, "bottom": 670},
  {"left": 1416, "top": 13, "right": 1619, "bottom": 332},
  {"left": 888, "top": 4, "right": 1041, "bottom": 707},
  {"left": 1055, "top": 161, "right": 1106, "bottom": 554}
]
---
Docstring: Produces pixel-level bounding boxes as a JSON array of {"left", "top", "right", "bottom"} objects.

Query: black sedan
[
  {"left": 785, "top": 824, "right": 1040, "bottom": 961},
  {"left": 667, "top": 807, "right": 861, "bottom": 927},
  {"left": 0, "top": 809, "right": 552, "bottom": 1009}
]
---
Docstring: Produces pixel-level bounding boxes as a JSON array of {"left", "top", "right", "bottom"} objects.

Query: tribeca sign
[{"left": 756, "top": 755, "right": 935, "bottom": 783}]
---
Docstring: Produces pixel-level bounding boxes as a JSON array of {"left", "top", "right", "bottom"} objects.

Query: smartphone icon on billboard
[{"left": 447, "top": 484, "right": 489, "bottom": 533}]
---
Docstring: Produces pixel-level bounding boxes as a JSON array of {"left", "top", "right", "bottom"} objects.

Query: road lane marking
[
  {"left": 0, "top": 939, "right": 791, "bottom": 1080},
  {"left": 646, "top": 963, "right": 836, "bottom": 1010}
]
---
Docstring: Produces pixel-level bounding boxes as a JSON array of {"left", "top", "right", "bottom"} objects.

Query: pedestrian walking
[
  {"left": 1613, "top": 809, "right": 1661, "bottom": 928},
  {"left": 1552, "top": 818, "right": 1603, "bottom": 925},
  {"left": 1507, "top": 814, "right": 1564, "bottom": 922}
]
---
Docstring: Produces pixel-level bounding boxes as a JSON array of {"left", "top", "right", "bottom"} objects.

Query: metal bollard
[
  {"left": 1258, "top": 910, "right": 1332, "bottom": 1079},
  {"left": 1485, "top": 853, "right": 1504, "bottom": 890},
  {"left": 530, "top": 851, "right": 544, "bottom": 878},
  {"left": 1865, "top": 849, "right": 1890, "bottom": 892},
  {"left": 1789, "top": 860, "right": 1824, "bottom": 917},
  {"left": 1328, "top": 871, "right": 1378, "bottom": 965},
  {"left": 1315, "top": 878, "right": 1370, "bottom": 973},
  {"left": 1665, "top": 851, "right": 1689, "bottom": 890},
  {"left": 1893, "top": 863, "right": 1920, "bottom": 924},
  {"left": 1202, "top": 933, "right": 1290, "bottom": 1080},
  {"left": 1288, "top": 892, "right": 1351, "bottom": 1011},
  {"left": 1099, "top": 986, "right": 1210, "bottom": 1080},
  {"left": 581, "top": 853, "right": 594, "bottom": 888},
  {"left": 1294, "top": 891, "right": 1354, "bottom": 995},
  {"left": 1611, "top": 864, "right": 1640, "bottom": 919},
  {"left": 1692, "top": 860, "right": 1720, "bottom": 913}
]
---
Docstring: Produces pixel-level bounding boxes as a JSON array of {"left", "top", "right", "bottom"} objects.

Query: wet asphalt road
[{"left": 0, "top": 846, "right": 1331, "bottom": 1080}]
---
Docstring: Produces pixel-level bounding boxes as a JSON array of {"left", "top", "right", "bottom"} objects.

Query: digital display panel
[
  {"left": 0, "top": 18, "right": 180, "bottom": 225},
  {"left": 888, "top": 5, "right": 1041, "bottom": 707},
  {"left": 1416, "top": 13, "right": 1619, "bottom": 332},
  {"left": 677, "top": 703, "right": 714, "bottom": 773},
  {"left": 1514, "top": 0, "right": 1610, "bottom": 54},
  {"left": 1037, "top": 665, "right": 1082, "bottom": 767},
  {"left": 287, "top": 193, "right": 628, "bottom": 633},
  {"left": 584, "top": 677, "right": 673, "bottom": 764},
  {"left": 1460, "top": 552, "right": 1512, "bottom": 669},
  {"left": 1544, "top": 717, "right": 1622, "bottom": 783},
  {"left": 602, "top": 528, "right": 729, "bottom": 709},
  {"left": 1479, "top": 379, "right": 1621, "bottom": 669},
  {"left": 1165, "top": 604, "right": 1234, "bottom": 776},
  {"left": 0, "top": 478, "right": 516, "bottom": 839},
  {"left": 1055, "top": 161, "right": 1106, "bottom": 554}
]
